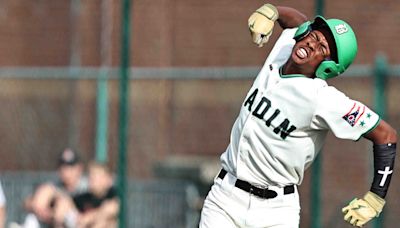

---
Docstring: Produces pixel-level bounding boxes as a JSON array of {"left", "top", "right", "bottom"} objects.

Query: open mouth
[{"left": 296, "top": 47, "right": 308, "bottom": 59}]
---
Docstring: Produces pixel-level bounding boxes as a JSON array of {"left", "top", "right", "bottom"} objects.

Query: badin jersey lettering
[
  {"left": 244, "top": 88, "right": 297, "bottom": 140},
  {"left": 342, "top": 102, "right": 365, "bottom": 127}
]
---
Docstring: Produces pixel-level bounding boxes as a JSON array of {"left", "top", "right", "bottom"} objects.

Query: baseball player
[{"left": 199, "top": 4, "right": 397, "bottom": 228}]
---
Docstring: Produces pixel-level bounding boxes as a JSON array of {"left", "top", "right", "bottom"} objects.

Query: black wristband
[{"left": 370, "top": 143, "right": 396, "bottom": 198}]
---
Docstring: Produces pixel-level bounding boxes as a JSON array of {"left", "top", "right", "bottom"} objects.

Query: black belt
[{"left": 218, "top": 169, "right": 295, "bottom": 199}]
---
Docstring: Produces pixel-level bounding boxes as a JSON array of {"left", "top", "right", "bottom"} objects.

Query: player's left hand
[
  {"left": 342, "top": 191, "right": 385, "bottom": 227},
  {"left": 248, "top": 4, "right": 279, "bottom": 47}
]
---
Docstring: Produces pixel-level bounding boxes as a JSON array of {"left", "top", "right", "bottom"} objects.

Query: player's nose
[{"left": 307, "top": 41, "right": 317, "bottom": 51}]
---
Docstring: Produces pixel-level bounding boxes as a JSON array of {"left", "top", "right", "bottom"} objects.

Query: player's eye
[
  {"left": 320, "top": 47, "right": 325, "bottom": 55},
  {"left": 311, "top": 33, "right": 317, "bottom": 40},
  {"left": 321, "top": 46, "right": 328, "bottom": 56}
]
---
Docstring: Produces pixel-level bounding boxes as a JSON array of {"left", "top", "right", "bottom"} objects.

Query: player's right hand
[
  {"left": 248, "top": 4, "right": 279, "bottom": 47},
  {"left": 342, "top": 191, "right": 385, "bottom": 227}
]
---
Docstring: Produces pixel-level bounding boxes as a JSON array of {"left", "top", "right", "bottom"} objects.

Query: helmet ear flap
[
  {"left": 315, "top": 60, "right": 342, "bottom": 80},
  {"left": 294, "top": 21, "right": 312, "bottom": 41}
]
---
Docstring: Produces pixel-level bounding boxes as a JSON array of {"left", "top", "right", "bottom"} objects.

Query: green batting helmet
[{"left": 294, "top": 16, "right": 358, "bottom": 80}]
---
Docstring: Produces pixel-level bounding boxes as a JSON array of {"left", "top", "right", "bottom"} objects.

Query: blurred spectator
[
  {"left": 0, "top": 180, "right": 6, "bottom": 228},
  {"left": 55, "top": 148, "right": 89, "bottom": 196},
  {"left": 21, "top": 148, "right": 88, "bottom": 227},
  {"left": 52, "top": 161, "right": 119, "bottom": 228},
  {"left": 75, "top": 161, "right": 119, "bottom": 227},
  {"left": 15, "top": 151, "right": 118, "bottom": 228}
]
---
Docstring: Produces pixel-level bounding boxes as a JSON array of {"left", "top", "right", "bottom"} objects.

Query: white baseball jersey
[{"left": 220, "top": 28, "right": 380, "bottom": 187}]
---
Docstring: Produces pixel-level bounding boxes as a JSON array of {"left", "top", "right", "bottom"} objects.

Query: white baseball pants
[{"left": 199, "top": 171, "right": 300, "bottom": 228}]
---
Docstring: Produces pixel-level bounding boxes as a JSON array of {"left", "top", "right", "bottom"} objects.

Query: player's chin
[{"left": 291, "top": 53, "right": 308, "bottom": 65}]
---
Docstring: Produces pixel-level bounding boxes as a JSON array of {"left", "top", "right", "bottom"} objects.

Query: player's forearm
[
  {"left": 364, "top": 120, "right": 397, "bottom": 198},
  {"left": 364, "top": 119, "right": 397, "bottom": 145},
  {"left": 276, "top": 6, "right": 307, "bottom": 29}
]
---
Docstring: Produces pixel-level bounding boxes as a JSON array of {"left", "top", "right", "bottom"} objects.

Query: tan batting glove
[
  {"left": 342, "top": 191, "right": 385, "bottom": 227},
  {"left": 248, "top": 4, "right": 279, "bottom": 47}
]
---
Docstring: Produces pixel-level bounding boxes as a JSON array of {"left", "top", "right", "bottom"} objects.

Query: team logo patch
[
  {"left": 335, "top": 24, "right": 348, "bottom": 35},
  {"left": 342, "top": 103, "right": 365, "bottom": 127}
]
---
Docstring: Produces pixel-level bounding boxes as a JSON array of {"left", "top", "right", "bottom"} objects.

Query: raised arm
[
  {"left": 247, "top": 4, "right": 308, "bottom": 47},
  {"left": 276, "top": 6, "right": 308, "bottom": 29}
]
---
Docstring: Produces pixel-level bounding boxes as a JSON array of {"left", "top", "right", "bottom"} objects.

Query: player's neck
[{"left": 282, "top": 61, "right": 315, "bottom": 78}]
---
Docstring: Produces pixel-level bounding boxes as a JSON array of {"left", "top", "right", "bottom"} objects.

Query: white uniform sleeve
[
  {"left": 311, "top": 86, "right": 380, "bottom": 141},
  {"left": 264, "top": 28, "right": 297, "bottom": 66},
  {"left": 253, "top": 28, "right": 297, "bottom": 86},
  {"left": 0, "top": 181, "right": 5, "bottom": 206}
]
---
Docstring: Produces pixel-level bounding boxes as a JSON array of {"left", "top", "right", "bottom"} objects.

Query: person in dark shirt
[
  {"left": 73, "top": 186, "right": 117, "bottom": 213},
  {"left": 73, "top": 161, "right": 119, "bottom": 228},
  {"left": 22, "top": 148, "right": 88, "bottom": 228},
  {"left": 50, "top": 161, "right": 119, "bottom": 228}
]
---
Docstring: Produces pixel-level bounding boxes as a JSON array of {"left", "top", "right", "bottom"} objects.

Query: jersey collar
[{"left": 279, "top": 66, "right": 308, "bottom": 78}]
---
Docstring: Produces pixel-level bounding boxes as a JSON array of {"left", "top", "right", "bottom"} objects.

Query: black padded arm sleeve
[{"left": 370, "top": 143, "right": 396, "bottom": 198}]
